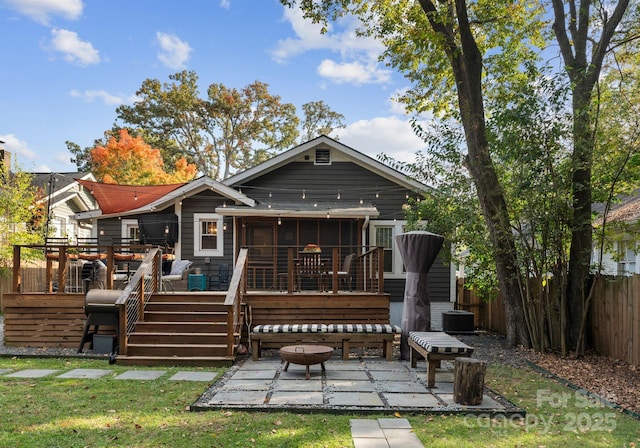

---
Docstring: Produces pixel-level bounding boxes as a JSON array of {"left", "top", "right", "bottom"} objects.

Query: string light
[
  {"left": 269, "top": 191, "right": 272, "bottom": 198},
  {"left": 376, "top": 191, "right": 379, "bottom": 198},
  {"left": 277, "top": 217, "right": 282, "bottom": 225},
  {"left": 337, "top": 191, "right": 341, "bottom": 200},
  {"left": 359, "top": 198, "right": 363, "bottom": 205},
  {"left": 223, "top": 221, "right": 227, "bottom": 231},
  {"left": 302, "top": 189, "right": 306, "bottom": 199},
  {"left": 134, "top": 191, "right": 138, "bottom": 201},
  {"left": 313, "top": 201, "right": 317, "bottom": 208},
  {"left": 326, "top": 212, "right": 330, "bottom": 219}
]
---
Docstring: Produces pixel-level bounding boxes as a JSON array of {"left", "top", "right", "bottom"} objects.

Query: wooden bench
[
  {"left": 251, "top": 323, "right": 401, "bottom": 361},
  {"left": 408, "top": 331, "right": 475, "bottom": 388}
]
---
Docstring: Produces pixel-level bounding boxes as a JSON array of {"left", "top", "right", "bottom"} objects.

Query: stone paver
[
  {"left": 206, "top": 390, "right": 266, "bottom": 405},
  {"left": 169, "top": 371, "right": 217, "bottom": 382},
  {"left": 57, "top": 369, "right": 112, "bottom": 379},
  {"left": 274, "top": 379, "right": 323, "bottom": 391},
  {"left": 5, "top": 369, "right": 60, "bottom": 378},
  {"left": 329, "top": 391, "right": 384, "bottom": 407},
  {"left": 221, "top": 379, "right": 273, "bottom": 390},
  {"left": 269, "top": 390, "right": 324, "bottom": 405},
  {"left": 438, "top": 393, "right": 506, "bottom": 409},
  {"left": 383, "top": 392, "right": 441, "bottom": 408},
  {"left": 115, "top": 370, "right": 167, "bottom": 380},
  {"left": 351, "top": 418, "right": 425, "bottom": 448}
]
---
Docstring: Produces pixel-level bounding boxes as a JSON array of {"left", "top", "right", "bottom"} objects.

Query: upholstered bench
[
  {"left": 251, "top": 323, "right": 401, "bottom": 361},
  {"left": 408, "top": 331, "right": 475, "bottom": 388}
]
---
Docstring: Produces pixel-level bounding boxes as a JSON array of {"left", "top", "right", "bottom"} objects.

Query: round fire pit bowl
[{"left": 280, "top": 344, "right": 334, "bottom": 379}]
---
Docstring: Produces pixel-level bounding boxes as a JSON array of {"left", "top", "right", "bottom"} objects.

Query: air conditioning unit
[{"left": 442, "top": 310, "right": 475, "bottom": 334}]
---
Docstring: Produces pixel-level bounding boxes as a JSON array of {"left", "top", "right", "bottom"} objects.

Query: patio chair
[
  {"left": 209, "top": 263, "right": 230, "bottom": 290},
  {"left": 327, "top": 253, "right": 355, "bottom": 290},
  {"left": 161, "top": 259, "right": 192, "bottom": 291}
]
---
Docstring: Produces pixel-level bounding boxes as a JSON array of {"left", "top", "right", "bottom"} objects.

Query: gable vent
[{"left": 315, "top": 148, "right": 331, "bottom": 165}]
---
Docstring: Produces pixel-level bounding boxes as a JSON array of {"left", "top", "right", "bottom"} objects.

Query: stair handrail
[
  {"left": 224, "top": 248, "right": 248, "bottom": 356},
  {"left": 116, "top": 248, "right": 161, "bottom": 356}
]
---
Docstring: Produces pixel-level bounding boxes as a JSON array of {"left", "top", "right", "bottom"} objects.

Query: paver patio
[{"left": 191, "top": 354, "right": 521, "bottom": 416}]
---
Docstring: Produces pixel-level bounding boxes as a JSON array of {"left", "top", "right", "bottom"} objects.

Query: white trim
[
  {"left": 193, "top": 213, "right": 224, "bottom": 257},
  {"left": 369, "top": 220, "right": 407, "bottom": 279},
  {"left": 224, "top": 136, "right": 428, "bottom": 193},
  {"left": 121, "top": 219, "right": 139, "bottom": 240}
]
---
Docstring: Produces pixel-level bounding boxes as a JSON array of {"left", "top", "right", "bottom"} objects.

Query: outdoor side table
[
  {"left": 188, "top": 273, "right": 206, "bottom": 291},
  {"left": 280, "top": 345, "right": 333, "bottom": 379}
]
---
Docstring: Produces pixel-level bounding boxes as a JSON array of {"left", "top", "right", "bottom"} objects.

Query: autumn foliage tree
[{"left": 90, "top": 129, "right": 196, "bottom": 185}]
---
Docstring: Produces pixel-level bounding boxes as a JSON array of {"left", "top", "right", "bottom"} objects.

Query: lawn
[{"left": 0, "top": 357, "right": 638, "bottom": 447}]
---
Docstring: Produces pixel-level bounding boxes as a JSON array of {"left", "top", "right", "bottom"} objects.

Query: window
[
  {"left": 315, "top": 148, "right": 331, "bottom": 165},
  {"left": 194, "top": 213, "right": 224, "bottom": 257},
  {"left": 369, "top": 220, "right": 407, "bottom": 277},
  {"left": 121, "top": 219, "right": 140, "bottom": 242},
  {"left": 618, "top": 240, "right": 638, "bottom": 275}
]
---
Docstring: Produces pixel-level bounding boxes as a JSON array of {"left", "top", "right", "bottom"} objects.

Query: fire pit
[{"left": 279, "top": 344, "right": 333, "bottom": 379}]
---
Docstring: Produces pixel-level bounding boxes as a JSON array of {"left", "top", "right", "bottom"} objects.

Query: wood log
[{"left": 453, "top": 357, "right": 486, "bottom": 405}]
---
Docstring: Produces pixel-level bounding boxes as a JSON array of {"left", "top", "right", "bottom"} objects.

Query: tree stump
[{"left": 453, "top": 357, "right": 487, "bottom": 405}]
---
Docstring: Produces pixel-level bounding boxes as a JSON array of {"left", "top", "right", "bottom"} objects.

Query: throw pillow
[{"left": 169, "top": 260, "right": 192, "bottom": 276}]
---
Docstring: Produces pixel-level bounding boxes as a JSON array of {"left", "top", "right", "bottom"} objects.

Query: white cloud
[
  {"left": 48, "top": 28, "right": 100, "bottom": 66},
  {"left": 156, "top": 31, "right": 192, "bottom": 69},
  {"left": 69, "top": 89, "right": 137, "bottom": 106},
  {"left": 273, "top": 6, "right": 390, "bottom": 86},
  {"left": 317, "top": 59, "right": 391, "bottom": 85},
  {"left": 0, "top": 133, "right": 38, "bottom": 162},
  {"left": 4, "top": 0, "right": 83, "bottom": 25},
  {"left": 219, "top": 0, "right": 230, "bottom": 9},
  {"left": 336, "top": 116, "right": 426, "bottom": 164}
]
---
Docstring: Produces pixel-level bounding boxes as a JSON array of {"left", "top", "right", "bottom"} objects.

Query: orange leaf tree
[{"left": 91, "top": 129, "right": 196, "bottom": 185}]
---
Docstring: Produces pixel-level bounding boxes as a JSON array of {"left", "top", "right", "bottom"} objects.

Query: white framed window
[
  {"left": 194, "top": 213, "right": 224, "bottom": 257},
  {"left": 369, "top": 220, "right": 407, "bottom": 278},
  {"left": 121, "top": 219, "right": 140, "bottom": 242},
  {"left": 617, "top": 240, "right": 638, "bottom": 275}
]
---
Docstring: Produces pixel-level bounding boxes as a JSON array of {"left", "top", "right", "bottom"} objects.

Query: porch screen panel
[
  {"left": 201, "top": 221, "right": 218, "bottom": 250},
  {"left": 376, "top": 226, "right": 394, "bottom": 273}
]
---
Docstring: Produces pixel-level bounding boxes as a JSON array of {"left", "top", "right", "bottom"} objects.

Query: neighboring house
[
  {"left": 31, "top": 172, "right": 98, "bottom": 240},
  {"left": 74, "top": 136, "right": 455, "bottom": 328},
  {"left": 592, "top": 190, "right": 640, "bottom": 276}
]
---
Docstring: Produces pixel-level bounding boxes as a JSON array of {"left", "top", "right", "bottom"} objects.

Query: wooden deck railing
[{"left": 224, "top": 248, "right": 248, "bottom": 356}]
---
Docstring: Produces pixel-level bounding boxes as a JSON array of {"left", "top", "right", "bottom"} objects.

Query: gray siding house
[{"left": 74, "top": 136, "right": 454, "bottom": 328}]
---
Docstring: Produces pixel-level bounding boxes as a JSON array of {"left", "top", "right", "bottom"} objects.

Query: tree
[
  {"left": 90, "top": 129, "right": 197, "bottom": 185},
  {"left": 116, "top": 71, "right": 299, "bottom": 180},
  {"left": 0, "top": 156, "right": 44, "bottom": 275},
  {"left": 551, "top": 0, "right": 635, "bottom": 353},
  {"left": 283, "top": 0, "right": 545, "bottom": 346},
  {"left": 284, "top": 0, "right": 635, "bottom": 350},
  {"left": 300, "top": 100, "right": 346, "bottom": 142}
]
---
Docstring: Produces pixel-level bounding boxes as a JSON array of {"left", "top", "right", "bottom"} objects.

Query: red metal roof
[{"left": 77, "top": 179, "right": 186, "bottom": 215}]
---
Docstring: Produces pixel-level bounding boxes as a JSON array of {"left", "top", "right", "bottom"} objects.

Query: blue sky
[{"left": 0, "top": 0, "right": 426, "bottom": 173}]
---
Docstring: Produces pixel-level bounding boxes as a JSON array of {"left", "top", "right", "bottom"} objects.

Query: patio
[{"left": 191, "top": 350, "right": 522, "bottom": 416}]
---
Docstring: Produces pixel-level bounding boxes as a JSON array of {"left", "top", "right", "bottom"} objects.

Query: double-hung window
[
  {"left": 369, "top": 220, "right": 407, "bottom": 278},
  {"left": 194, "top": 213, "right": 224, "bottom": 257}
]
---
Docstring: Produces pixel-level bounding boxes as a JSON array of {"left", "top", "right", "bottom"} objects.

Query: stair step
[
  {"left": 128, "top": 332, "right": 229, "bottom": 345},
  {"left": 145, "top": 302, "right": 228, "bottom": 312},
  {"left": 126, "top": 343, "right": 229, "bottom": 357},
  {"left": 143, "top": 311, "right": 227, "bottom": 322},
  {"left": 133, "top": 322, "right": 228, "bottom": 333},
  {"left": 151, "top": 293, "right": 227, "bottom": 303},
  {"left": 115, "top": 355, "right": 234, "bottom": 367}
]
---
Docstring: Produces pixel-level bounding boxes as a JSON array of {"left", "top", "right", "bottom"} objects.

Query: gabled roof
[
  {"left": 223, "top": 135, "right": 428, "bottom": 192},
  {"left": 32, "top": 172, "right": 97, "bottom": 211},
  {"left": 75, "top": 176, "right": 255, "bottom": 219}
]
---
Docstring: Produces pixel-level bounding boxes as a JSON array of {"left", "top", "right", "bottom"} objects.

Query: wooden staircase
[{"left": 116, "top": 292, "right": 239, "bottom": 367}]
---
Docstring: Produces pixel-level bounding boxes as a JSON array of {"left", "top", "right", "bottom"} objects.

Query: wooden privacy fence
[
  {"left": 456, "top": 276, "right": 640, "bottom": 367},
  {"left": 590, "top": 275, "right": 640, "bottom": 367}
]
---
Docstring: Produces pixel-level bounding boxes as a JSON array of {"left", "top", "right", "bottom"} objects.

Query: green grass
[{"left": 0, "top": 357, "right": 638, "bottom": 447}]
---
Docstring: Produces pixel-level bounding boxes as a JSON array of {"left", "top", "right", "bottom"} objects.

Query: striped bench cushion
[
  {"left": 409, "top": 331, "right": 474, "bottom": 355},
  {"left": 252, "top": 324, "right": 327, "bottom": 333},
  {"left": 327, "top": 324, "right": 401, "bottom": 334}
]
